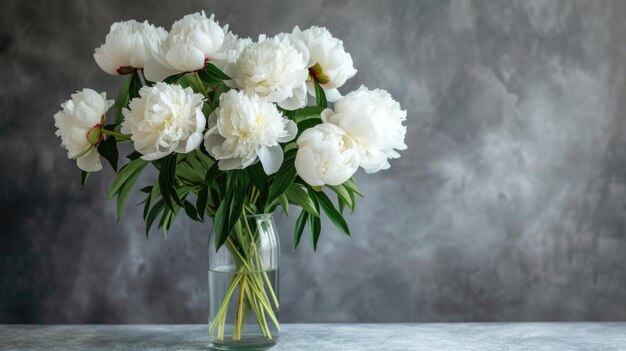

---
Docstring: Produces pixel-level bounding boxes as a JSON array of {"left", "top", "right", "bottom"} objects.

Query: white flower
[
  {"left": 295, "top": 123, "right": 359, "bottom": 186},
  {"left": 94, "top": 20, "right": 167, "bottom": 75},
  {"left": 212, "top": 31, "right": 252, "bottom": 71},
  {"left": 144, "top": 11, "right": 225, "bottom": 81},
  {"left": 322, "top": 86, "right": 407, "bottom": 173},
  {"left": 121, "top": 82, "right": 206, "bottom": 161},
  {"left": 292, "top": 26, "right": 357, "bottom": 102},
  {"left": 225, "top": 34, "right": 309, "bottom": 110},
  {"left": 204, "top": 90, "right": 297, "bottom": 174},
  {"left": 54, "top": 89, "right": 114, "bottom": 172}
]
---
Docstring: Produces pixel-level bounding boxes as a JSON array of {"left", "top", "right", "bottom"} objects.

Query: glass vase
[{"left": 208, "top": 213, "right": 280, "bottom": 350}]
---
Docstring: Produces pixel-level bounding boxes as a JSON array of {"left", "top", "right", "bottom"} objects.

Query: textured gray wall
[{"left": 2, "top": 0, "right": 626, "bottom": 323}]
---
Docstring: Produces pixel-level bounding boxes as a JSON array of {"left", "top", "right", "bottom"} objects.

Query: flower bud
[
  {"left": 86, "top": 125, "right": 103, "bottom": 145},
  {"left": 308, "top": 63, "right": 330, "bottom": 84}
]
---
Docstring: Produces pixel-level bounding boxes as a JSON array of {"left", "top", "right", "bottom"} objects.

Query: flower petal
[
  {"left": 94, "top": 51, "right": 119, "bottom": 75},
  {"left": 165, "top": 44, "right": 205, "bottom": 72},
  {"left": 218, "top": 157, "right": 244, "bottom": 171},
  {"left": 76, "top": 148, "right": 102, "bottom": 172},
  {"left": 324, "top": 88, "right": 342, "bottom": 102},
  {"left": 295, "top": 146, "right": 324, "bottom": 186},
  {"left": 257, "top": 145, "right": 284, "bottom": 175},
  {"left": 278, "top": 83, "right": 307, "bottom": 110},
  {"left": 277, "top": 120, "right": 297, "bottom": 143},
  {"left": 144, "top": 58, "right": 179, "bottom": 82},
  {"left": 140, "top": 150, "right": 171, "bottom": 161},
  {"left": 184, "top": 132, "right": 203, "bottom": 153}
]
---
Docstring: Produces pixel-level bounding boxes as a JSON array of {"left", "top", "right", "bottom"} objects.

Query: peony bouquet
[{"left": 54, "top": 11, "right": 406, "bottom": 348}]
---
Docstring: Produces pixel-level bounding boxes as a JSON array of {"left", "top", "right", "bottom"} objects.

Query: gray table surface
[{"left": 1, "top": 323, "right": 626, "bottom": 351}]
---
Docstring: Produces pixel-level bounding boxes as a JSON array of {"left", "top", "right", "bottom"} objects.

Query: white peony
[
  {"left": 94, "top": 20, "right": 167, "bottom": 75},
  {"left": 295, "top": 123, "right": 359, "bottom": 186},
  {"left": 144, "top": 11, "right": 225, "bottom": 81},
  {"left": 225, "top": 34, "right": 309, "bottom": 110},
  {"left": 54, "top": 89, "right": 114, "bottom": 172},
  {"left": 121, "top": 82, "right": 206, "bottom": 161},
  {"left": 204, "top": 90, "right": 297, "bottom": 174},
  {"left": 292, "top": 26, "right": 357, "bottom": 102},
  {"left": 212, "top": 31, "right": 253, "bottom": 71},
  {"left": 321, "top": 86, "right": 407, "bottom": 173}
]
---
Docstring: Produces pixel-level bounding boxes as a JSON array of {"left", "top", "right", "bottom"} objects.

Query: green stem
[
  {"left": 209, "top": 272, "right": 243, "bottom": 336},
  {"left": 102, "top": 129, "right": 131, "bottom": 141},
  {"left": 243, "top": 209, "right": 280, "bottom": 310},
  {"left": 209, "top": 214, "right": 280, "bottom": 342},
  {"left": 195, "top": 72, "right": 210, "bottom": 99}
]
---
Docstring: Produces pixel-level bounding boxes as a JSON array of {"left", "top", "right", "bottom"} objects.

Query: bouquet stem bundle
[{"left": 210, "top": 213, "right": 280, "bottom": 341}]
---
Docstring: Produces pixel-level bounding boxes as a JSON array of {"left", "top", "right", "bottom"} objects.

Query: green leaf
[
  {"left": 176, "top": 156, "right": 206, "bottom": 184},
  {"left": 194, "top": 149, "right": 215, "bottom": 169},
  {"left": 114, "top": 74, "right": 132, "bottom": 124},
  {"left": 296, "top": 118, "right": 322, "bottom": 139},
  {"left": 97, "top": 135, "right": 119, "bottom": 171},
  {"left": 142, "top": 192, "right": 152, "bottom": 220},
  {"left": 278, "top": 194, "right": 289, "bottom": 215},
  {"left": 311, "top": 190, "right": 350, "bottom": 236},
  {"left": 126, "top": 151, "right": 142, "bottom": 160},
  {"left": 205, "top": 162, "right": 221, "bottom": 185},
  {"left": 129, "top": 71, "right": 142, "bottom": 100},
  {"left": 143, "top": 183, "right": 160, "bottom": 220},
  {"left": 204, "top": 62, "right": 231, "bottom": 80},
  {"left": 158, "top": 154, "right": 182, "bottom": 211},
  {"left": 328, "top": 185, "right": 354, "bottom": 212},
  {"left": 164, "top": 214, "right": 174, "bottom": 235},
  {"left": 163, "top": 73, "right": 186, "bottom": 85},
  {"left": 196, "top": 186, "right": 209, "bottom": 220},
  {"left": 159, "top": 207, "right": 177, "bottom": 238},
  {"left": 314, "top": 80, "right": 327, "bottom": 108},
  {"left": 309, "top": 216, "right": 321, "bottom": 250},
  {"left": 266, "top": 149, "right": 297, "bottom": 207},
  {"left": 149, "top": 181, "right": 161, "bottom": 205},
  {"left": 116, "top": 165, "right": 144, "bottom": 221},
  {"left": 285, "top": 183, "right": 319, "bottom": 217},
  {"left": 80, "top": 171, "right": 90, "bottom": 188},
  {"left": 184, "top": 200, "right": 202, "bottom": 222},
  {"left": 210, "top": 83, "right": 230, "bottom": 109},
  {"left": 146, "top": 199, "right": 165, "bottom": 237},
  {"left": 308, "top": 189, "right": 321, "bottom": 251},
  {"left": 293, "top": 106, "right": 325, "bottom": 123},
  {"left": 212, "top": 195, "right": 233, "bottom": 250},
  {"left": 338, "top": 197, "right": 346, "bottom": 214},
  {"left": 181, "top": 74, "right": 206, "bottom": 96},
  {"left": 247, "top": 163, "right": 268, "bottom": 192},
  {"left": 106, "top": 158, "right": 148, "bottom": 199},
  {"left": 212, "top": 172, "right": 246, "bottom": 251},
  {"left": 113, "top": 71, "right": 142, "bottom": 124},
  {"left": 292, "top": 210, "right": 308, "bottom": 251},
  {"left": 342, "top": 177, "right": 362, "bottom": 196}
]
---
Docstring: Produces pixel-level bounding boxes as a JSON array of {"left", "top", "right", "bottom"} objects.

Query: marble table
[{"left": 1, "top": 323, "right": 626, "bottom": 350}]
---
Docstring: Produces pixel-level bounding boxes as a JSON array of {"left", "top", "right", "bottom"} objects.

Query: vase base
[{"left": 211, "top": 337, "right": 278, "bottom": 351}]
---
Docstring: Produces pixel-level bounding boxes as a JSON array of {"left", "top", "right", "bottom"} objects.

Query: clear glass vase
[{"left": 208, "top": 213, "right": 280, "bottom": 350}]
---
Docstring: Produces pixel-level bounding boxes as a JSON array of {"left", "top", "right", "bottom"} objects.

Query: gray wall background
[{"left": 2, "top": 0, "right": 626, "bottom": 323}]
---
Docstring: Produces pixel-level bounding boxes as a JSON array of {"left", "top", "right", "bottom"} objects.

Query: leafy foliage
[
  {"left": 99, "top": 61, "right": 362, "bottom": 251},
  {"left": 97, "top": 132, "right": 118, "bottom": 171},
  {"left": 114, "top": 72, "right": 142, "bottom": 124}
]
